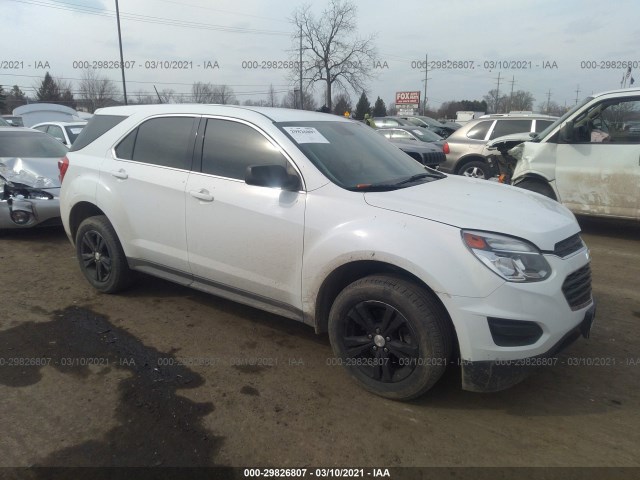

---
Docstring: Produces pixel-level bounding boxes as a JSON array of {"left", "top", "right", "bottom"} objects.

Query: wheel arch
[
  {"left": 513, "top": 174, "right": 558, "bottom": 200},
  {"left": 313, "top": 260, "right": 457, "bottom": 347},
  {"left": 453, "top": 154, "right": 488, "bottom": 174},
  {"left": 69, "top": 201, "right": 106, "bottom": 245},
  {"left": 404, "top": 151, "right": 423, "bottom": 163}
]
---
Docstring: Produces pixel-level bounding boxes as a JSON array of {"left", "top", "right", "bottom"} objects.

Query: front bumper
[
  {"left": 434, "top": 246, "right": 594, "bottom": 391},
  {"left": 461, "top": 302, "right": 596, "bottom": 392},
  {"left": 0, "top": 197, "right": 61, "bottom": 228}
]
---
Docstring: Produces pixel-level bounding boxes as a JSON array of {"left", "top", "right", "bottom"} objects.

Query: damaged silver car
[{"left": 0, "top": 127, "right": 67, "bottom": 228}]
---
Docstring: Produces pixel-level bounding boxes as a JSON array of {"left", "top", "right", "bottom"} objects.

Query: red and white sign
[{"left": 395, "top": 91, "right": 421, "bottom": 105}]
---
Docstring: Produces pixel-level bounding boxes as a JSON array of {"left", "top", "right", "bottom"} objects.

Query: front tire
[
  {"left": 75, "top": 215, "right": 132, "bottom": 293},
  {"left": 328, "top": 275, "right": 453, "bottom": 400}
]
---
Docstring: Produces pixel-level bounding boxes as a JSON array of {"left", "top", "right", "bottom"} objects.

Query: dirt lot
[{"left": 0, "top": 217, "right": 639, "bottom": 471}]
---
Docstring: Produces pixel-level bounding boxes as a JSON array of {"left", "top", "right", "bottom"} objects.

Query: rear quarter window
[
  {"left": 489, "top": 119, "right": 532, "bottom": 139},
  {"left": 114, "top": 116, "right": 195, "bottom": 169},
  {"left": 70, "top": 115, "right": 128, "bottom": 151},
  {"left": 465, "top": 121, "right": 493, "bottom": 140}
]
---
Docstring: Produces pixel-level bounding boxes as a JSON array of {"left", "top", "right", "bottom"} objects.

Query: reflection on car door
[
  {"left": 185, "top": 118, "right": 306, "bottom": 319},
  {"left": 555, "top": 98, "right": 640, "bottom": 219}
]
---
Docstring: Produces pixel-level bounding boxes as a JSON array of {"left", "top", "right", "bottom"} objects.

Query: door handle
[
  {"left": 189, "top": 189, "right": 214, "bottom": 202},
  {"left": 111, "top": 169, "right": 128, "bottom": 179}
]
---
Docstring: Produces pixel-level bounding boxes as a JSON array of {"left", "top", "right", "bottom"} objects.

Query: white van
[{"left": 507, "top": 88, "right": 640, "bottom": 220}]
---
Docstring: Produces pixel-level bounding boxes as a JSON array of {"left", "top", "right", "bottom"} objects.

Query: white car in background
[
  {"left": 59, "top": 105, "right": 595, "bottom": 400},
  {"left": 32, "top": 121, "right": 87, "bottom": 147},
  {"left": 488, "top": 88, "right": 640, "bottom": 220}
]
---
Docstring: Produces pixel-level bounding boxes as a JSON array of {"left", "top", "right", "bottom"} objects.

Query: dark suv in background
[{"left": 442, "top": 114, "right": 557, "bottom": 178}]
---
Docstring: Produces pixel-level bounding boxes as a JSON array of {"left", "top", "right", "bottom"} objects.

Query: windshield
[
  {"left": 277, "top": 121, "right": 441, "bottom": 190},
  {"left": 0, "top": 131, "right": 69, "bottom": 157},
  {"left": 64, "top": 125, "right": 85, "bottom": 144},
  {"left": 535, "top": 96, "right": 594, "bottom": 141},
  {"left": 0, "top": 118, "right": 10, "bottom": 127}
]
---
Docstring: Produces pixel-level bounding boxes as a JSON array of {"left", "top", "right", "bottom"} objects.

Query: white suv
[
  {"left": 508, "top": 88, "right": 640, "bottom": 220},
  {"left": 59, "top": 105, "right": 595, "bottom": 400}
]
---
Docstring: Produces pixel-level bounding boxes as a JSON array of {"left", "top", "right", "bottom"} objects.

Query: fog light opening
[{"left": 11, "top": 210, "right": 32, "bottom": 225}]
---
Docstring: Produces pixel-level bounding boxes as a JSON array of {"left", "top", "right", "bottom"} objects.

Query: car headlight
[{"left": 462, "top": 230, "right": 551, "bottom": 282}]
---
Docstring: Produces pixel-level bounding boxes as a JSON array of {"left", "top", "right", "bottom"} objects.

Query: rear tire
[
  {"left": 517, "top": 179, "right": 556, "bottom": 200},
  {"left": 459, "top": 160, "right": 491, "bottom": 179},
  {"left": 328, "top": 275, "right": 453, "bottom": 400},
  {"left": 75, "top": 215, "right": 132, "bottom": 293}
]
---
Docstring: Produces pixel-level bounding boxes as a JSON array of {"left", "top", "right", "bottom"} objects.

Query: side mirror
[
  {"left": 245, "top": 165, "right": 301, "bottom": 191},
  {"left": 560, "top": 121, "right": 575, "bottom": 143}
]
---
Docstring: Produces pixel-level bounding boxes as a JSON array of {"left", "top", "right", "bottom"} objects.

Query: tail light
[
  {"left": 443, "top": 142, "right": 450, "bottom": 154},
  {"left": 58, "top": 155, "right": 69, "bottom": 183}
]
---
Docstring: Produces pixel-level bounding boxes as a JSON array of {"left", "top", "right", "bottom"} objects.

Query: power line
[
  {"left": 153, "top": 0, "right": 289, "bottom": 24},
  {"left": 8, "top": 0, "right": 290, "bottom": 36}
]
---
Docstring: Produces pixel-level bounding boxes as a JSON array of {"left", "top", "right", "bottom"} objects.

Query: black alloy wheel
[{"left": 341, "top": 300, "right": 420, "bottom": 383}]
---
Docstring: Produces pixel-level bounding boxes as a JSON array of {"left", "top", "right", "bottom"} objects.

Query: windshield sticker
[
  {"left": 283, "top": 126, "right": 330, "bottom": 144},
  {"left": 69, "top": 128, "right": 83, "bottom": 134},
  {"left": 412, "top": 129, "right": 424, "bottom": 136}
]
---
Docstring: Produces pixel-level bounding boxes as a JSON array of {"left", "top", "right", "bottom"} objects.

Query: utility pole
[
  {"left": 546, "top": 89, "right": 552, "bottom": 113},
  {"left": 423, "top": 54, "right": 428, "bottom": 115},
  {"left": 299, "top": 25, "right": 303, "bottom": 110},
  {"left": 508, "top": 75, "right": 515, "bottom": 112},
  {"left": 494, "top": 72, "right": 502, "bottom": 113},
  {"left": 115, "top": 0, "right": 127, "bottom": 105},
  {"left": 575, "top": 85, "right": 581, "bottom": 105}
]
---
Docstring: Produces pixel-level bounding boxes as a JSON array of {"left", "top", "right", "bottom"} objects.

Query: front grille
[
  {"left": 554, "top": 233, "right": 585, "bottom": 257},
  {"left": 422, "top": 151, "right": 446, "bottom": 167},
  {"left": 562, "top": 264, "right": 592, "bottom": 310}
]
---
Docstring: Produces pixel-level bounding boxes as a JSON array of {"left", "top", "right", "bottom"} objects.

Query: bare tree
[
  {"left": 291, "top": 0, "right": 377, "bottom": 110},
  {"left": 508, "top": 90, "right": 535, "bottom": 111},
  {"left": 79, "top": 69, "right": 119, "bottom": 112},
  {"left": 158, "top": 88, "right": 178, "bottom": 103},
  {"left": 267, "top": 84, "right": 278, "bottom": 107},
  {"left": 483, "top": 89, "right": 508, "bottom": 113},
  {"left": 212, "top": 85, "right": 236, "bottom": 105},
  {"left": 281, "top": 89, "right": 317, "bottom": 110},
  {"left": 538, "top": 100, "right": 567, "bottom": 116},
  {"left": 191, "top": 82, "right": 215, "bottom": 103},
  {"left": 130, "top": 89, "right": 155, "bottom": 104}
]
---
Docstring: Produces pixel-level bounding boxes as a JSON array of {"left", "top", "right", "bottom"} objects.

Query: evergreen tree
[
  {"left": 354, "top": 91, "right": 371, "bottom": 120},
  {"left": 372, "top": 96, "right": 387, "bottom": 116},
  {"left": 6, "top": 85, "right": 27, "bottom": 112},
  {"left": 332, "top": 94, "right": 351, "bottom": 116},
  {"left": 0, "top": 85, "right": 6, "bottom": 113},
  {"left": 61, "top": 88, "right": 76, "bottom": 109},
  {"left": 36, "top": 72, "right": 61, "bottom": 102}
]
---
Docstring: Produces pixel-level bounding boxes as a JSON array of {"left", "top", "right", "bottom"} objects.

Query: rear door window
[{"left": 115, "top": 116, "right": 196, "bottom": 169}]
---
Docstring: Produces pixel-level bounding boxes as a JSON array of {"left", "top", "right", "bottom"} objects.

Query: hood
[
  {"left": 364, "top": 174, "right": 579, "bottom": 251},
  {"left": 0, "top": 157, "right": 61, "bottom": 189},
  {"left": 486, "top": 132, "right": 535, "bottom": 150}
]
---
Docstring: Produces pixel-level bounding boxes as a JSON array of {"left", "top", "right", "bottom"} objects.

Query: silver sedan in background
[{"left": 0, "top": 127, "right": 67, "bottom": 228}]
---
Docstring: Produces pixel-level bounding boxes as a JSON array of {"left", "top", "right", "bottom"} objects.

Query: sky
[{"left": 2, "top": 0, "right": 640, "bottom": 111}]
